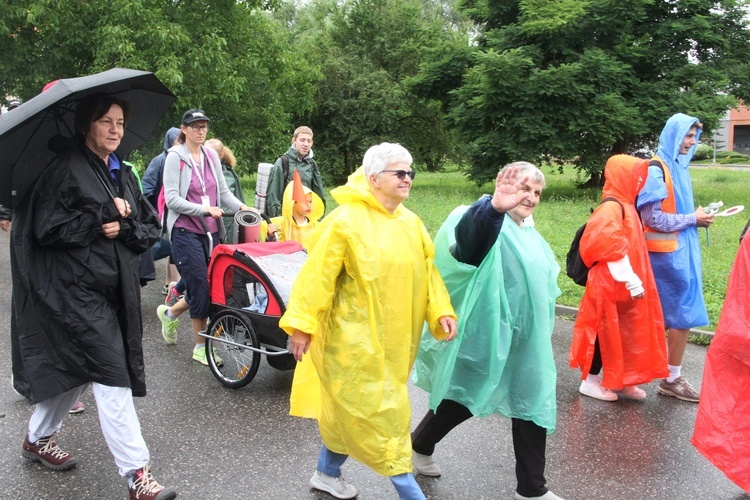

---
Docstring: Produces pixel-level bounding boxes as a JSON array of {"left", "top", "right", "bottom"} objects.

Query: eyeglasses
[
  {"left": 379, "top": 169, "right": 416, "bottom": 180},
  {"left": 188, "top": 124, "right": 208, "bottom": 132}
]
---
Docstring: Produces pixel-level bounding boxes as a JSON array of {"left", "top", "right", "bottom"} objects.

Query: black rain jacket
[{"left": 11, "top": 138, "right": 160, "bottom": 403}]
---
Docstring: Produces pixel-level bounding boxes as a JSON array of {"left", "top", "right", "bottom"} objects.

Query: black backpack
[
  {"left": 566, "top": 197, "right": 624, "bottom": 286},
  {"left": 280, "top": 155, "right": 319, "bottom": 185}
]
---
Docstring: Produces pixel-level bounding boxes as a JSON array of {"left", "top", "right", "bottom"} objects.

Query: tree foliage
[
  {"left": 290, "top": 0, "right": 470, "bottom": 183},
  {"left": 0, "top": 0, "right": 316, "bottom": 175},
  {"left": 421, "top": 0, "right": 750, "bottom": 184},
  {"left": 3, "top": 0, "right": 749, "bottom": 187}
]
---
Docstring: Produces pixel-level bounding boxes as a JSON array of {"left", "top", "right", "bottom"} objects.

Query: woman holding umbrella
[{"left": 11, "top": 93, "right": 176, "bottom": 500}]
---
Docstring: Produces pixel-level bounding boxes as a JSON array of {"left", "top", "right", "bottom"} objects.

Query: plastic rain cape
[
  {"left": 267, "top": 179, "right": 324, "bottom": 248},
  {"left": 637, "top": 113, "right": 708, "bottom": 329},
  {"left": 413, "top": 206, "right": 560, "bottom": 433},
  {"left": 279, "top": 167, "right": 455, "bottom": 476},
  {"left": 570, "top": 155, "right": 668, "bottom": 389},
  {"left": 692, "top": 234, "right": 750, "bottom": 493}
]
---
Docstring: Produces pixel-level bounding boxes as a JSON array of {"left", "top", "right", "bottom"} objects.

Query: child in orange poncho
[{"left": 570, "top": 155, "right": 668, "bottom": 401}]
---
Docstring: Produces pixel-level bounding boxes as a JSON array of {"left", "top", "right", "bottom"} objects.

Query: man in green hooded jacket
[{"left": 265, "top": 126, "right": 326, "bottom": 217}]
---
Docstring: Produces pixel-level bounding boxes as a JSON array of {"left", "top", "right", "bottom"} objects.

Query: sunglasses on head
[{"left": 380, "top": 169, "right": 416, "bottom": 180}]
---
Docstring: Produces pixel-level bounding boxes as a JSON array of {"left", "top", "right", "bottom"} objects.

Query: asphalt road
[{"left": 0, "top": 229, "right": 747, "bottom": 499}]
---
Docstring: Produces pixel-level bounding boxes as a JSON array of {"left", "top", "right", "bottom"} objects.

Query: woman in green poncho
[{"left": 411, "top": 162, "right": 563, "bottom": 500}]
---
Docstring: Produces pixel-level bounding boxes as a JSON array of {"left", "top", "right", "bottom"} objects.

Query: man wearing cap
[{"left": 265, "top": 126, "right": 326, "bottom": 218}]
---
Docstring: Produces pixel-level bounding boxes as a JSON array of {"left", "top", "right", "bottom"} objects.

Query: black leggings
[
  {"left": 411, "top": 399, "right": 549, "bottom": 497},
  {"left": 589, "top": 337, "right": 602, "bottom": 375}
]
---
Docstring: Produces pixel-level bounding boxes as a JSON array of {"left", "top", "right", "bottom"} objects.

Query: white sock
[
  {"left": 165, "top": 309, "right": 177, "bottom": 321},
  {"left": 667, "top": 365, "right": 681, "bottom": 383},
  {"left": 194, "top": 344, "right": 205, "bottom": 351},
  {"left": 585, "top": 373, "right": 600, "bottom": 384}
]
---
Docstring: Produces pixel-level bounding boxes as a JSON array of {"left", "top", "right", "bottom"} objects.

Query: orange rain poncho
[
  {"left": 569, "top": 155, "right": 668, "bottom": 389},
  {"left": 692, "top": 233, "right": 750, "bottom": 492},
  {"left": 279, "top": 167, "right": 456, "bottom": 476}
]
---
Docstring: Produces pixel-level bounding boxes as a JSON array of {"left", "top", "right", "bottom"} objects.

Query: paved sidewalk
[{"left": 0, "top": 230, "right": 746, "bottom": 499}]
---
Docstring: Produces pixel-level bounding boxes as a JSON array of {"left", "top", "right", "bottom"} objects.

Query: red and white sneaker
[
  {"left": 164, "top": 283, "right": 183, "bottom": 307},
  {"left": 68, "top": 401, "right": 85, "bottom": 414},
  {"left": 127, "top": 465, "right": 177, "bottom": 500},
  {"left": 22, "top": 433, "right": 78, "bottom": 471}
]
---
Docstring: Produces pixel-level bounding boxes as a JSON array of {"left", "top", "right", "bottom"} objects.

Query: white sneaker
[
  {"left": 310, "top": 470, "right": 358, "bottom": 499},
  {"left": 619, "top": 385, "right": 647, "bottom": 400},
  {"left": 515, "top": 490, "right": 565, "bottom": 500},
  {"left": 579, "top": 380, "right": 618, "bottom": 401},
  {"left": 413, "top": 451, "right": 441, "bottom": 477}
]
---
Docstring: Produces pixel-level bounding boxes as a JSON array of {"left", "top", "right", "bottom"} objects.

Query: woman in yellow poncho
[{"left": 279, "top": 143, "right": 457, "bottom": 500}]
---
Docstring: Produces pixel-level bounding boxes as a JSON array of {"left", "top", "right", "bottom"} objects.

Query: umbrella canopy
[{"left": 0, "top": 68, "right": 176, "bottom": 208}]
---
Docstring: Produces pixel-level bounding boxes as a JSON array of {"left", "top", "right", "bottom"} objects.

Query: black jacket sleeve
[{"left": 451, "top": 195, "right": 505, "bottom": 267}]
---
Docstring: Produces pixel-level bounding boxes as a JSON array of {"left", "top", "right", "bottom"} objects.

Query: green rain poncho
[
  {"left": 279, "top": 167, "right": 455, "bottom": 476},
  {"left": 413, "top": 205, "right": 560, "bottom": 432}
]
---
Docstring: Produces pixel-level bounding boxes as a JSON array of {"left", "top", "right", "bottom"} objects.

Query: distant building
[{"left": 716, "top": 105, "right": 750, "bottom": 155}]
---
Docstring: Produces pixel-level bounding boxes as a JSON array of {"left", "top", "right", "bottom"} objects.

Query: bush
[
  {"left": 693, "top": 144, "right": 714, "bottom": 161},
  {"left": 716, "top": 151, "right": 750, "bottom": 164}
]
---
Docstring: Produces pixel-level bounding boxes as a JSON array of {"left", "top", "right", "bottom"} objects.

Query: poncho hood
[
  {"left": 656, "top": 113, "right": 701, "bottom": 171},
  {"left": 602, "top": 154, "right": 649, "bottom": 204},
  {"left": 331, "top": 166, "right": 403, "bottom": 217},
  {"left": 163, "top": 127, "right": 180, "bottom": 153}
]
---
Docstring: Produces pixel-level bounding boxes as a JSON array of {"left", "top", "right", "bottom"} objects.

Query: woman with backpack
[
  {"left": 156, "top": 109, "right": 251, "bottom": 365},
  {"left": 569, "top": 154, "right": 668, "bottom": 401}
]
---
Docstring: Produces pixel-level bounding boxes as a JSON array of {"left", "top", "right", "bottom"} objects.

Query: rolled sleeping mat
[
  {"left": 254, "top": 162, "right": 273, "bottom": 213},
  {"left": 234, "top": 209, "right": 263, "bottom": 243}
]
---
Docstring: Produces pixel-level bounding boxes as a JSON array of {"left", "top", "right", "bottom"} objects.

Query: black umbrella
[{"left": 0, "top": 68, "right": 177, "bottom": 208}]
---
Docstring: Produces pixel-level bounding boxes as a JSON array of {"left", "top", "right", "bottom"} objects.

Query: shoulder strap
[
  {"left": 281, "top": 155, "right": 290, "bottom": 184},
  {"left": 648, "top": 159, "right": 665, "bottom": 176},
  {"left": 601, "top": 196, "right": 624, "bottom": 218}
]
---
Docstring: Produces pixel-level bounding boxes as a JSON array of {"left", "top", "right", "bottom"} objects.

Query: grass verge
[{"left": 243, "top": 164, "right": 748, "bottom": 332}]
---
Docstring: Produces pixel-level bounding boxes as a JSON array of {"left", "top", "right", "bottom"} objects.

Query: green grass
[{"left": 242, "top": 165, "right": 748, "bottom": 331}]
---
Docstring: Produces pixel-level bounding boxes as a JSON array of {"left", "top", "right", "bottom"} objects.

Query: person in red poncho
[
  {"left": 692, "top": 228, "right": 750, "bottom": 492},
  {"left": 570, "top": 155, "right": 669, "bottom": 401}
]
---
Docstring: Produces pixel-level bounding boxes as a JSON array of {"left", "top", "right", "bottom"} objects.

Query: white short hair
[
  {"left": 500, "top": 161, "right": 546, "bottom": 189},
  {"left": 362, "top": 143, "right": 413, "bottom": 177}
]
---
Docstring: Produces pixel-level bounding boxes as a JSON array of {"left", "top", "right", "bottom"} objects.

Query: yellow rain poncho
[
  {"left": 279, "top": 167, "right": 456, "bottom": 476},
  {"left": 265, "top": 180, "right": 324, "bottom": 248},
  {"left": 272, "top": 180, "right": 324, "bottom": 420}
]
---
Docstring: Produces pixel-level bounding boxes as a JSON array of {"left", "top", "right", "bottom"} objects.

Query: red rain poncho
[
  {"left": 569, "top": 155, "right": 668, "bottom": 389},
  {"left": 692, "top": 233, "right": 750, "bottom": 492}
]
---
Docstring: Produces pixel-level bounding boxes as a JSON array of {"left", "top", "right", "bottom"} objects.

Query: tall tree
[
  {"left": 291, "top": 0, "right": 470, "bottom": 183},
  {"left": 424, "top": 0, "right": 750, "bottom": 184},
  {"left": 0, "top": 0, "right": 316, "bottom": 175}
]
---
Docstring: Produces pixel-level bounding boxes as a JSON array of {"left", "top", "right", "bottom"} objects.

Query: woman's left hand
[
  {"left": 439, "top": 316, "right": 458, "bottom": 341},
  {"left": 102, "top": 221, "right": 121, "bottom": 239}
]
